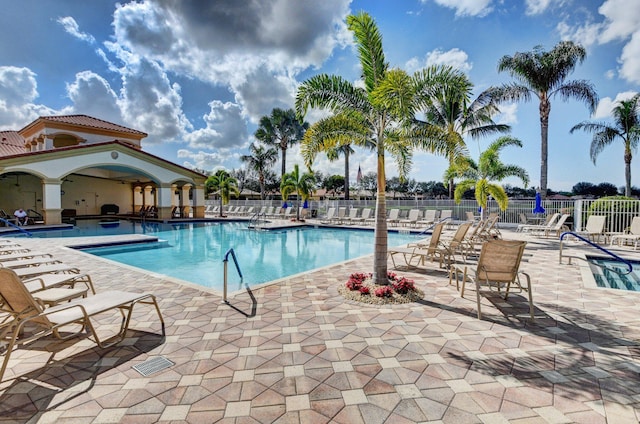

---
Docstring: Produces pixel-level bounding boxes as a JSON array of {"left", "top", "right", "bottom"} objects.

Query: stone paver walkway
[{"left": 1, "top": 228, "right": 640, "bottom": 423}]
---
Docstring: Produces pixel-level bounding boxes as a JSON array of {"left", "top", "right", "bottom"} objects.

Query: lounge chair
[
  {"left": 0, "top": 251, "right": 53, "bottom": 262},
  {"left": 573, "top": 215, "right": 606, "bottom": 243},
  {"left": 0, "top": 268, "right": 165, "bottom": 382},
  {"left": 399, "top": 209, "right": 421, "bottom": 227},
  {"left": 0, "top": 257, "right": 61, "bottom": 269},
  {"left": 342, "top": 208, "right": 360, "bottom": 225},
  {"left": 386, "top": 209, "right": 400, "bottom": 226},
  {"left": 450, "top": 239, "right": 533, "bottom": 320},
  {"left": 22, "top": 272, "right": 96, "bottom": 294},
  {"left": 518, "top": 212, "right": 559, "bottom": 233},
  {"left": 417, "top": 209, "right": 439, "bottom": 227},
  {"left": 610, "top": 216, "right": 640, "bottom": 249},
  {"left": 11, "top": 263, "right": 80, "bottom": 279},
  {"left": 388, "top": 223, "right": 447, "bottom": 269},
  {"left": 530, "top": 213, "right": 570, "bottom": 238},
  {"left": 332, "top": 207, "right": 347, "bottom": 224},
  {"left": 353, "top": 208, "right": 372, "bottom": 225},
  {"left": 320, "top": 207, "right": 336, "bottom": 224}
]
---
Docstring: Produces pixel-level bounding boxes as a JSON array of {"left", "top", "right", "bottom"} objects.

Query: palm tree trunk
[
  {"left": 539, "top": 97, "right": 550, "bottom": 199},
  {"left": 281, "top": 146, "right": 287, "bottom": 178},
  {"left": 373, "top": 145, "right": 388, "bottom": 286},
  {"left": 625, "top": 147, "right": 632, "bottom": 197},
  {"left": 259, "top": 173, "right": 265, "bottom": 200},
  {"left": 344, "top": 149, "right": 350, "bottom": 201}
]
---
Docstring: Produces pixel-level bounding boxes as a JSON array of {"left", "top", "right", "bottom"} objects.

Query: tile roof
[
  {"left": 22, "top": 115, "right": 147, "bottom": 137},
  {"left": 0, "top": 131, "right": 26, "bottom": 157}
]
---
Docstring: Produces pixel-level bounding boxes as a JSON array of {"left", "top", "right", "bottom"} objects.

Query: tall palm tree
[
  {"left": 206, "top": 170, "right": 240, "bottom": 217},
  {"left": 493, "top": 41, "right": 598, "bottom": 198},
  {"left": 280, "top": 164, "right": 315, "bottom": 221},
  {"left": 241, "top": 143, "right": 278, "bottom": 200},
  {"left": 254, "top": 108, "right": 309, "bottom": 178},
  {"left": 415, "top": 72, "right": 510, "bottom": 198},
  {"left": 296, "top": 12, "right": 458, "bottom": 285},
  {"left": 571, "top": 94, "right": 640, "bottom": 197},
  {"left": 446, "top": 136, "right": 529, "bottom": 219}
]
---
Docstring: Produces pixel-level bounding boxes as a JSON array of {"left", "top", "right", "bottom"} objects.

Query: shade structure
[{"left": 533, "top": 192, "right": 545, "bottom": 214}]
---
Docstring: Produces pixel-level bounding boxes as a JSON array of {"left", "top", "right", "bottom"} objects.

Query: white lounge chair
[{"left": 610, "top": 216, "right": 640, "bottom": 249}]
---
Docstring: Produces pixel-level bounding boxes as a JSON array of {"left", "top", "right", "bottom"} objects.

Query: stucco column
[
  {"left": 156, "top": 184, "right": 173, "bottom": 220},
  {"left": 192, "top": 184, "right": 205, "bottom": 218},
  {"left": 42, "top": 179, "right": 63, "bottom": 225},
  {"left": 181, "top": 185, "right": 192, "bottom": 217}
]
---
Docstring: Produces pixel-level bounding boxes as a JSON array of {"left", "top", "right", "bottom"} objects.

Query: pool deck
[{"left": 2, "top": 224, "right": 640, "bottom": 423}]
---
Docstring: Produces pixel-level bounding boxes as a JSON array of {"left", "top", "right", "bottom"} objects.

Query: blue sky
[{"left": 0, "top": 0, "right": 638, "bottom": 191}]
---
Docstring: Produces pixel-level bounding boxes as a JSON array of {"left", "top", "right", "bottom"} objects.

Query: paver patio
[{"left": 1, "top": 228, "right": 639, "bottom": 423}]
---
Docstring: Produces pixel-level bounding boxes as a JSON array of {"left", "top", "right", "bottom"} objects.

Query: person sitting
[{"left": 13, "top": 209, "right": 28, "bottom": 226}]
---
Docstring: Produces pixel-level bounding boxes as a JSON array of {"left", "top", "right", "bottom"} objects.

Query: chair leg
[{"left": 475, "top": 279, "right": 482, "bottom": 319}]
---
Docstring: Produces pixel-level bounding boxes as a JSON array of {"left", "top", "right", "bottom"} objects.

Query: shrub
[
  {"left": 392, "top": 277, "right": 416, "bottom": 294},
  {"left": 359, "top": 286, "right": 370, "bottom": 295},
  {"left": 375, "top": 286, "right": 393, "bottom": 297}
]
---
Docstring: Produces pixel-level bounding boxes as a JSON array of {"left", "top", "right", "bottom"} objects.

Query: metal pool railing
[
  {"left": 223, "top": 248, "right": 243, "bottom": 302},
  {"left": 559, "top": 231, "right": 633, "bottom": 275}
]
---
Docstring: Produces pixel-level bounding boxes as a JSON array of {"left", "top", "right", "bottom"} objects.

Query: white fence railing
[{"left": 214, "top": 198, "right": 640, "bottom": 232}]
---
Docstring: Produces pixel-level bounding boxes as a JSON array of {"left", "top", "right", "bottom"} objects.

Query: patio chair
[
  {"left": 331, "top": 207, "right": 347, "bottom": 224},
  {"left": 417, "top": 209, "right": 439, "bottom": 227},
  {"left": 0, "top": 251, "right": 53, "bottom": 262},
  {"left": 531, "top": 213, "right": 571, "bottom": 238},
  {"left": 320, "top": 207, "right": 336, "bottom": 224},
  {"left": 0, "top": 268, "right": 165, "bottom": 382},
  {"left": 388, "top": 222, "right": 447, "bottom": 269},
  {"left": 452, "top": 239, "right": 533, "bottom": 320},
  {"left": 399, "top": 209, "right": 421, "bottom": 227},
  {"left": 518, "top": 212, "right": 560, "bottom": 233},
  {"left": 386, "top": 209, "right": 400, "bottom": 226},
  {"left": 610, "top": 216, "right": 640, "bottom": 249},
  {"left": 573, "top": 215, "right": 606, "bottom": 243},
  {"left": 353, "top": 208, "right": 372, "bottom": 225},
  {"left": 0, "top": 257, "right": 62, "bottom": 269},
  {"left": 342, "top": 208, "right": 360, "bottom": 225},
  {"left": 11, "top": 263, "right": 80, "bottom": 279}
]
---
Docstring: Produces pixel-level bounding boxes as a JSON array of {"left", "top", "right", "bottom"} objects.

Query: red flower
[
  {"left": 374, "top": 286, "right": 393, "bottom": 297},
  {"left": 392, "top": 277, "right": 416, "bottom": 294},
  {"left": 359, "top": 286, "right": 370, "bottom": 295}
]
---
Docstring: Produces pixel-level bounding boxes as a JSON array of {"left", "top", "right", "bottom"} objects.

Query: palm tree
[
  {"left": 493, "top": 41, "right": 598, "bottom": 198},
  {"left": 302, "top": 112, "right": 375, "bottom": 200},
  {"left": 296, "top": 12, "right": 458, "bottom": 285},
  {"left": 280, "top": 164, "right": 315, "bottom": 221},
  {"left": 241, "top": 143, "right": 278, "bottom": 200},
  {"left": 254, "top": 108, "right": 309, "bottom": 178},
  {"left": 206, "top": 170, "right": 240, "bottom": 217},
  {"left": 446, "top": 136, "right": 529, "bottom": 219},
  {"left": 571, "top": 94, "right": 640, "bottom": 197},
  {"left": 415, "top": 72, "right": 510, "bottom": 198}
]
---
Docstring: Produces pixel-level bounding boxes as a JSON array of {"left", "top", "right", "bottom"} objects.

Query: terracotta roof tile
[
  {"left": 24, "top": 115, "right": 147, "bottom": 137},
  {"left": 0, "top": 131, "right": 26, "bottom": 157}
]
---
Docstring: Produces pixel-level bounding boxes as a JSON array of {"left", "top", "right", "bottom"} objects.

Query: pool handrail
[
  {"left": 0, "top": 218, "right": 33, "bottom": 237},
  {"left": 416, "top": 216, "right": 452, "bottom": 237},
  {"left": 559, "top": 231, "right": 632, "bottom": 275},
  {"left": 223, "top": 248, "right": 244, "bottom": 302},
  {"left": 248, "top": 212, "right": 267, "bottom": 229}
]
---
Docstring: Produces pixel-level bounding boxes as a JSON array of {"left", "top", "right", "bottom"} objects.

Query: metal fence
[{"left": 212, "top": 197, "right": 640, "bottom": 232}]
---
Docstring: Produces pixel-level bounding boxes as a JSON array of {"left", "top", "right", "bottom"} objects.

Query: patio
[{"left": 1, "top": 229, "right": 639, "bottom": 423}]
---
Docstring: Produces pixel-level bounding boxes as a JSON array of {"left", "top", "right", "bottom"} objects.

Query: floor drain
[{"left": 133, "top": 356, "right": 175, "bottom": 376}]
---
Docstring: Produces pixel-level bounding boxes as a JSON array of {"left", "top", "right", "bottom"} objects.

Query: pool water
[
  {"left": 588, "top": 257, "right": 640, "bottom": 291},
  {"left": 79, "top": 221, "right": 418, "bottom": 292}
]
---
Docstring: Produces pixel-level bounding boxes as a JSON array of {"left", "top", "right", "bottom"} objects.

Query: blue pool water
[
  {"left": 588, "top": 256, "right": 639, "bottom": 291},
  {"left": 74, "top": 221, "right": 418, "bottom": 292}
]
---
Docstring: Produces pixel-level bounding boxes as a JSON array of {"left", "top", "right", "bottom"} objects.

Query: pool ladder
[
  {"left": 559, "top": 231, "right": 632, "bottom": 275},
  {"left": 223, "top": 248, "right": 243, "bottom": 302},
  {"left": 248, "top": 212, "right": 267, "bottom": 229}
]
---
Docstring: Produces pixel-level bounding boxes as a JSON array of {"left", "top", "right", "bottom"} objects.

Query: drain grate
[{"left": 133, "top": 356, "right": 175, "bottom": 376}]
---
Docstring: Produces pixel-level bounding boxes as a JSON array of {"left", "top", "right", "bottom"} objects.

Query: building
[{"left": 0, "top": 115, "right": 207, "bottom": 224}]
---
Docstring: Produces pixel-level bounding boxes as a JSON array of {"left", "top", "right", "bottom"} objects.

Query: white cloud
[
  {"left": 593, "top": 91, "right": 639, "bottom": 119},
  {"left": 184, "top": 101, "right": 248, "bottom": 150},
  {"left": 430, "top": 0, "right": 493, "bottom": 17},
  {"left": 177, "top": 149, "right": 241, "bottom": 172},
  {"left": 65, "top": 71, "right": 122, "bottom": 124},
  {"left": 495, "top": 103, "right": 519, "bottom": 125},
  {"left": 425, "top": 48, "right": 473, "bottom": 73},
  {"left": 117, "top": 57, "right": 192, "bottom": 143},
  {"left": 57, "top": 16, "right": 96, "bottom": 44},
  {"left": 0, "top": 66, "right": 56, "bottom": 130},
  {"left": 524, "top": 0, "right": 568, "bottom": 16},
  {"left": 556, "top": 0, "right": 640, "bottom": 84}
]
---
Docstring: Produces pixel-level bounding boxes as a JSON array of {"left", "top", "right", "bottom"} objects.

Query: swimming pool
[
  {"left": 588, "top": 256, "right": 639, "bottom": 291},
  {"left": 78, "top": 221, "right": 418, "bottom": 292}
]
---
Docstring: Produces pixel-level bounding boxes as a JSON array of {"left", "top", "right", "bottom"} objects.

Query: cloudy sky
[{"left": 0, "top": 0, "right": 638, "bottom": 191}]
